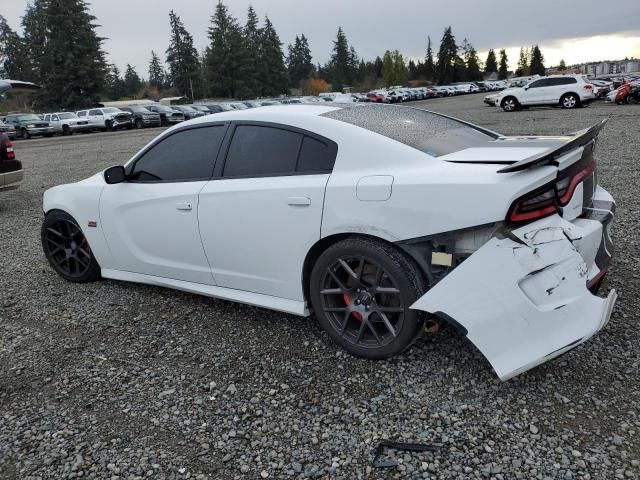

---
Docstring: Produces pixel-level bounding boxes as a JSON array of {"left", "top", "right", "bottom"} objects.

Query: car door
[
  {"left": 88, "top": 109, "right": 103, "bottom": 128},
  {"left": 522, "top": 79, "right": 548, "bottom": 104},
  {"left": 51, "top": 114, "right": 59, "bottom": 132},
  {"left": 100, "top": 124, "right": 228, "bottom": 284},
  {"left": 198, "top": 122, "right": 337, "bottom": 301}
]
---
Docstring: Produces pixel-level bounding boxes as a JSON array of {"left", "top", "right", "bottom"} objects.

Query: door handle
[
  {"left": 176, "top": 201, "right": 193, "bottom": 211},
  {"left": 287, "top": 196, "right": 311, "bottom": 206}
]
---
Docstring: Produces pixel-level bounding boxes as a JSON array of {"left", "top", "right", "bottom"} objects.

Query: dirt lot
[{"left": 1, "top": 96, "right": 639, "bottom": 479}]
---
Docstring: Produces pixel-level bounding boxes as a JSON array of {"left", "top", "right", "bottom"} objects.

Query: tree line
[{"left": 0, "top": 0, "right": 546, "bottom": 110}]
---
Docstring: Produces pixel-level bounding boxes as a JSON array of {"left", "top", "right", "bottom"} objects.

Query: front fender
[{"left": 411, "top": 214, "right": 617, "bottom": 381}]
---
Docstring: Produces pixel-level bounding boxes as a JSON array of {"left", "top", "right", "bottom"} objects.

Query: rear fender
[{"left": 411, "top": 214, "right": 616, "bottom": 380}]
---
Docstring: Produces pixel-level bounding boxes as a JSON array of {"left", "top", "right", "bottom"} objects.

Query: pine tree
[
  {"left": 123, "top": 64, "right": 142, "bottom": 97},
  {"left": 498, "top": 49, "right": 509, "bottom": 80},
  {"left": 20, "top": 0, "right": 48, "bottom": 83},
  {"left": 329, "top": 27, "right": 351, "bottom": 90},
  {"left": 461, "top": 39, "right": 482, "bottom": 81},
  {"left": 515, "top": 47, "right": 529, "bottom": 76},
  {"left": 31, "top": 0, "right": 107, "bottom": 110},
  {"left": 166, "top": 10, "right": 201, "bottom": 99},
  {"left": 287, "top": 34, "right": 313, "bottom": 88},
  {"left": 0, "top": 15, "right": 31, "bottom": 80},
  {"left": 485, "top": 49, "right": 498, "bottom": 74},
  {"left": 243, "top": 6, "right": 262, "bottom": 97},
  {"left": 382, "top": 50, "right": 407, "bottom": 87},
  {"left": 424, "top": 36, "right": 435, "bottom": 81},
  {"left": 558, "top": 59, "right": 567, "bottom": 70},
  {"left": 408, "top": 60, "right": 418, "bottom": 80},
  {"left": 260, "top": 16, "right": 288, "bottom": 96},
  {"left": 529, "top": 45, "right": 545, "bottom": 75},
  {"left": 105, "top": 64, "right": 125, "bottom": 100},
  {"left": 436, "top": 26, "right": 458, "bottom": 84},
  {"left": 205, "top": 1, "right": 248, "bottom": 98},
  {"left": 148, "top": 51, "right": 165, "bottom": 89}
]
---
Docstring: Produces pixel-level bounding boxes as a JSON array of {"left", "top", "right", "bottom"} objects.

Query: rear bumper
[
  {"left": 411, "top": 186, "right": 616, "bottom": 380},
  {"left": 0, "top": 168, "right": 23, "bottom": 191}
]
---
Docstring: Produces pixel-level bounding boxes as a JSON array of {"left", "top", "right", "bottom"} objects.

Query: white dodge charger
[{"left": 41, "top": 104, "right": 616, "bottom": 380}]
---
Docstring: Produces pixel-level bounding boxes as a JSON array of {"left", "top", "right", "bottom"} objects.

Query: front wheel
[
  {"left": 561, "top": 93, "right": 579, "bottom": 109},
  {"left": 501, "top": 96, "right": 519, "bottom": 112},
  {"left": 21, "top": 128, "right": 30, "bottom": 140},
  {"left": 309, "top": 238, "right": 427, "bottom": 359},
  {"left": 41, "top": 210, "right": 101, "bottom": 283}
]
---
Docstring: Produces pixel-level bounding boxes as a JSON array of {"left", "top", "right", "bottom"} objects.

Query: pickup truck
[
  {"left": 0, "top": 120, "right": 16, "bottom": 140},
  {"left": 4, "top": 113, "right": 54, "bottom": 139},
  {"left": 0, "top": 133, "right": 22, "bottom": 191},
  {"left": 119, "top": 106, "right": 162, "bottom": 129},
  {"left": 144, "top": 104, "right": 185, "bottom": 126},
  {"left": 43, "top": 112, "right": 93, "bottom": 135},
  {"left": 76, "top": 107, "right": 132, "bottom": 131}
]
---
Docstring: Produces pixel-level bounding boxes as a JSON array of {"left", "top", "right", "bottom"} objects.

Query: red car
[
  {"left": 366, "top": 93, "right": 389, "bottom": 103},
  {"left": 0, "top": 133, "right": 22, "bottom": 192}
]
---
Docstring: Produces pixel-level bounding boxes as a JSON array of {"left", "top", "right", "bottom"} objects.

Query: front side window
[
  {"left": 130, "top": 126, "right": 226, "bottom": 182},
  {"left": 52, "top": 115, "right": 59, "bottom": 121},
  {"left": 78, "top": 111, "right": 86, "bottom": 117},
  {"left": 223, "top": 125, "right": 302, "bottom": 177},
  {"left": 89, "top": 109, "right": 101, "bottom": 116},
  {"left": 528, "top": 79, "right": 547, "bottom": 88}
]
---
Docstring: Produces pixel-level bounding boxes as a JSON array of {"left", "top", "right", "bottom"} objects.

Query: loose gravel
[{"left": 1, "top": 97, "right": 639, "bottom": 479}]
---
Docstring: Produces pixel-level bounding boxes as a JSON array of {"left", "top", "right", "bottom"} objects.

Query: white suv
[{"left": 497, "top": 75, "right": 595, "bottom": 112}]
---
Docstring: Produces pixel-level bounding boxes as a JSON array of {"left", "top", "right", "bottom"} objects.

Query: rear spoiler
[{"left": 497, "top": 119, "right": 608, "bottom": 173}]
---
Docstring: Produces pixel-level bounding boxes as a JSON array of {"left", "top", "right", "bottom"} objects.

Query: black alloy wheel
[
  {"left": 310, "top": 238, "right": 426, "bottom": 359},
  {"left": 42, "top": 210, "right": 100, "bottom": 283}
]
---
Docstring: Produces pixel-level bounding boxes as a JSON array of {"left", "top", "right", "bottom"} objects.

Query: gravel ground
[{"left": 1, "top": 96, "right": 639, "bottom": 479}]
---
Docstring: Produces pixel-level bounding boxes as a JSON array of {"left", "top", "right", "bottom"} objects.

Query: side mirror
[{"left": 104, "top": 165, "right": 127, "bottom": 184}]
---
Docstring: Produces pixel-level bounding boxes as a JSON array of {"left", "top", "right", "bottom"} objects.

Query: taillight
[
  {"left": 508, "top": 160, "right": 596, "bottom": 223},
  {"left": 584, "top": 84, "right": 593, "bottom": 90},
  {"left": 3, "top": 139, "right": 15, "bottom": 160}
]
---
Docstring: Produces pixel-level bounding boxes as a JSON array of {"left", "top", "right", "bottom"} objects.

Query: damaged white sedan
[{"left": 41, "top": 104, "right": 616, "bottom": 380}]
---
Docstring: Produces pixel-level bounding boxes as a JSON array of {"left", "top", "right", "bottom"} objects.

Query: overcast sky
[{"left": 3, "top": 0, "right": 640, "bottom": 77}]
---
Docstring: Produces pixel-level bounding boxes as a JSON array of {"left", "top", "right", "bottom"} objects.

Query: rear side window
[
  {"left": 223, "top": 125, "right": 302, "bottom": 177},
  {"left": 297, "top": 136, "right": 335, "bottom": 172},
  {"left": 131, "top": 126, "right": 226, "bottom": 182},
  {"left": 89, "top": 109, "right": 101, "bottom": 116}
]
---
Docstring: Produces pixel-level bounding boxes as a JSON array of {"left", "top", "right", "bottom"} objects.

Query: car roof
[{"left": 183, "top": 104, "right": 340, "bottom": 126}]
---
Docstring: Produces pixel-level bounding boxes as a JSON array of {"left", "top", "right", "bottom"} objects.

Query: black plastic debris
[{"left": 372, "top": 440, "right": 440, "bottom": 469}]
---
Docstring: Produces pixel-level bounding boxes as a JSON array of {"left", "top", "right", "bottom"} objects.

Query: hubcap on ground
[
  {"left": 319, "top": 256, "right": 404, "bottom": 348},
  {"left": 44, "top": 218, "right": 92, "bottom": 277}
]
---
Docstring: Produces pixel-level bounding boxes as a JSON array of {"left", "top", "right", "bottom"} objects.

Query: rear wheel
[
  {"left": 62, "top": 125, "right": 71, "bottom": 136},
  {"left": 561, "top": 93, "right": 579, "bottom": 109},
  {"left": 309, "top": 238, "right": 426, "bottom": 359},
  {"left": 135, "top": 118, "right": 143, "bottom": 129},
  {"left": 41, "top": 210, "right": 100, "bottom": 283},
  {"left": 501, "top": 96, "right": 519, "bottom": 112},
  {"left": 21, "top": 128, "right": 30, "bottom": 140}
]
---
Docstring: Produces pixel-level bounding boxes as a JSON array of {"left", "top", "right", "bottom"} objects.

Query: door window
[
  {"left": 223, "top": 125, "right": 302, "bottom": 177},
  {"left": 297, "top": 136, "right": 336, "bottom": 172},
  {"left": 130, "top": 126, "right": 226, "bottom": 182},
  {"left": 89, "top": 109, "right": 102, "bottom": 116}
]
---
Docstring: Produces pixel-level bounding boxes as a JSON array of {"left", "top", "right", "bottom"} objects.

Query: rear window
[{"left": 322, "top": 104, "right": 495, "bottom": 157}]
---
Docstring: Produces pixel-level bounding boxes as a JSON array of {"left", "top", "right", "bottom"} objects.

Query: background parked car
[
  {"left": 4, "top": 113, "right": 53, "bottom": 139},
  {"left": 42, "top": 112, "right": 92, "bottom": 135},
  {"left": 497, "top": 74, "right": 595, "bottom": 111},
  {"left": 77, "top": 107, "right": 132, "bottom": 131},
  {"left": 144, "top": 104, "right": 185, "bottom": 126},
  {"left": 195, "top": 103, "right": 236, "bottom": 114},
  {"left": 0, "top": 120, "right": 16, "bottom": 140},
  {"left": 170, "top": 105, "right": 203, "bottom": 120},
  {"left": 120, "top": 106, "right": 162, "bottom": 129},
  {"left": 0, "top": 133, "right": 22, "bottom": 191}
]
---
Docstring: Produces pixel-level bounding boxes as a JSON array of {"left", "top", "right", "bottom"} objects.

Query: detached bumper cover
[{"left": 411, "top": 192, "right": 616, "bottom": 381}]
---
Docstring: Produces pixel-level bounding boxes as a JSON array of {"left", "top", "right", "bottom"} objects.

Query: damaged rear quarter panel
[{"left": 411, "top": 214, "right": 616, "bottom": 381}]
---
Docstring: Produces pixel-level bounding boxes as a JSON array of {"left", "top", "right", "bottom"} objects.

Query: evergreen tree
[
  {"left": 205, "top": 1, "right": 248, "bottom": 98},
  {"left": 515, "top": 47, "right": 529, "bottom": 76},
  {"left": 329, "top": 27, "right": 351, "bottom": 90},
  {"left": 260, "top": 16, "right": 288, "bottom": 96},
  {"left": 498, "top": 49, "right": 509, "bottom": 79},
  {"left": 166, "top": 10, "right": 201, "bottom": 99},
  {"left": 148, "top": 51, "right": 165, "bottom": 89},
  {"left": 461, "top": 39, "right": 482, "bottom": 81},
  {"left": 287, "top": 34, "right": 313, "bottom": 88},
  {"left": 408, "top": 60, "right": 418, "bottom": 80},
  {"left": 348, "top": 46, "right": 360, "bottom": 83},
  {"left": 20, "top": 0, "right": 48, "bottom": 83},
  {"left": 424, "top": 36, "right": 435, "bottom": 81},
  {"left": 30, "top": 0, "right": 107, "bottom": 110},
  {"left": 105, "top": 64, "right": 125, "bottom": 100},
  {"left": 243, "top": 6, "right": 262, "bottom": 97},
  {"left": 529, "top": 45, "right": 545, "bottom": 75},
  {"left": 123, "top": 64, "right": 142, "bottom": 96},
  {"left": 0, "top": 15, "right": 31, "bottom": 80},
  {"left": 558, "top": 59, "right": 567, "bottom": 70},
  {"left": 436, "top": 26, "right": 458, "bottom": 84},
  {"left": 382, "top": 50, "right": 407, "bottom": 87},
  {"left": 485, "top": 48, "right": 498, "bottom": 74},
  {"left": 373, "top": 56, "right": 383, "bottom": 78}
]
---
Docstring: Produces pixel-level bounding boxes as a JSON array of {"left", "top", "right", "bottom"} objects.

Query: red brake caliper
[{"left": 343, "top": 293, "right": 363, "bottom": 321}]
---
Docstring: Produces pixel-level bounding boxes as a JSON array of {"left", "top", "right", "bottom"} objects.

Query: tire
[
  {"left": 561, "top": 93, "right": 579, "bottom": 109},
  {"left": 21, "top": 128, "right": 30, "bottom": 140},
  {"left": 62, "top": 125, "right": 71, "bottom": 136},
  {"left": 41, "top": 210, "right": 101, "bottom": 283},
  {"left": 135, "top": 118, "right": 143, "bottom": 129},
  {"left": 105, "top": 119, "right": 114, "bottom": 131},
  {"left": 309, "top": 237, "right": 427, "bottom": 359},
  {"left": 501, "top": 96, "right": 519, "bottom": 112}
]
